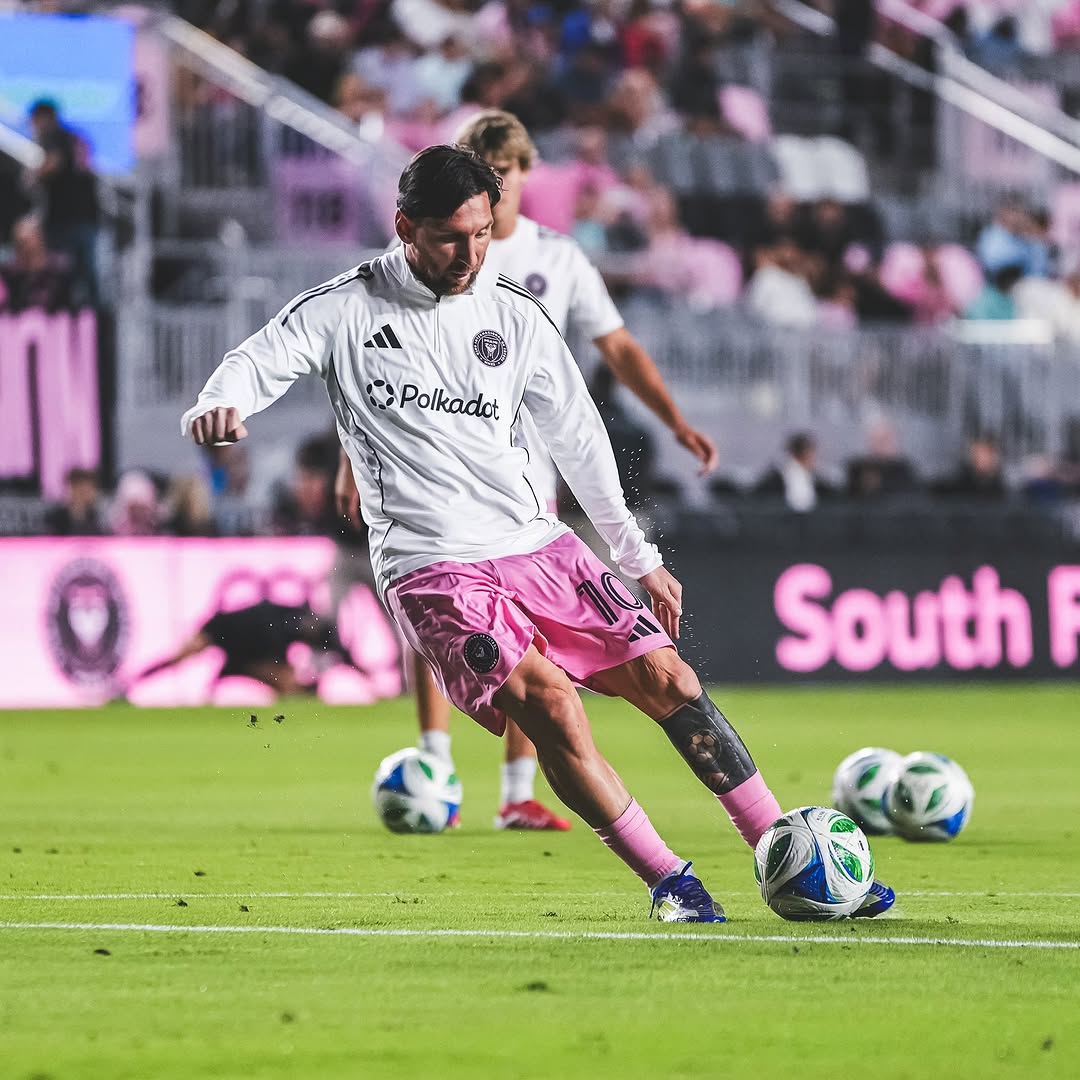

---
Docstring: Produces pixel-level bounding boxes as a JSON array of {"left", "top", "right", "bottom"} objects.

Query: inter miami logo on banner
[
  {"left": 463, "top": 633, "right": 500, "bottom": 673},
  {"left": 525, "top": 273, "right": 548, "bottom": 297},
  {"left": 472, "top": 330, "right": 507, "bottom": 368},
  {"left": 46, "top": 558, "right": 129, "bottom": 686}
]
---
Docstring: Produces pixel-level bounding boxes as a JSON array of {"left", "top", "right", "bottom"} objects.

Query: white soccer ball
[
  {"left": 754, "top": 806, "right": 875, "bottom": 921},
  {"left": 372, "top": 748, "right": 462, "bottom": 834},
  {"left": 884, "top": 751, "right": 973, "bottom": 842},
  {"left": 832, "top": 746, "right": 903, "bottom": 835}
]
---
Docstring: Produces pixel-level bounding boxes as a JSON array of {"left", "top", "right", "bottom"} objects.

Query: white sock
[
  {"left": 501, "top": 757, "right": 537, "bottom": 805},
  {"left": 419, "top": 730, "right": 452, "bottom": 763}
]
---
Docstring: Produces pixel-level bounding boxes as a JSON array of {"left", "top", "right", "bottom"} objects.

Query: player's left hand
[
  {"left": 638, "top": 566, "right": 683, "bottom": 640},
  {"left": 675, "top": 424, "right": 719, "bottom": 476}
]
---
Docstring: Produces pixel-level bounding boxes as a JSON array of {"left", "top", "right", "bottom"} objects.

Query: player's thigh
[
  {"left": 590, "top": 646, "right": 702, "bottom": 720},
  {"left": 493, "top": 644, "right": 595, "bottom": 757}
]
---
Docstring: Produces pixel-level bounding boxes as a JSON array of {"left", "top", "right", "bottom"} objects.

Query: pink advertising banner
[
  {"left": 0, "top": 310, "right": 100, "bottom": 498},
  {"left": 0, "top": 537, "right": 401, "bottom": 708}
]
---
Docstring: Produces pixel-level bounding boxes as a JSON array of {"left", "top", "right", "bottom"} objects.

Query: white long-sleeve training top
[{"left": 180, "top": 244, "right": 661, "bottom": 595}]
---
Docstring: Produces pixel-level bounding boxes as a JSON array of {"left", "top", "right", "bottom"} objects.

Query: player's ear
[{"left": 395, "top": 210, "right": 416, "bottom": 246}]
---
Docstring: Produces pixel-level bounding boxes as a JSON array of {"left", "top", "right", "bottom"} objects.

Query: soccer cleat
[
  {"left": 852, "top": 880, "right": 896, "bottom": 918},
  {"left": 494, "top": 799, "right": 572, "bottom": 831},
  {"left": 650, "top": 862, "right": 726, "bottom": 923}
]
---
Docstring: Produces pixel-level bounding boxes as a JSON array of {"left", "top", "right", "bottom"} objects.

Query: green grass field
[{"left": 2, "top": 685, "right": 1078, "bottom": 1080}]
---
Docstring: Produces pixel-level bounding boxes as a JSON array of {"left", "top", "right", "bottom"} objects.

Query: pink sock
[
  {"left": 594, "top": 799, "right": 683, "bottom": 888},
  {"left": 718, "top": 771, "right": 783, "bottom": 849}
]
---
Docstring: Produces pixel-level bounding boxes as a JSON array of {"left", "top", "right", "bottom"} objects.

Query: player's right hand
[
  {"left": 638, "top": 565, "right": 684, "bottom": 640},
  {"left": 335, "top": 448, "right": 362, "bottom": 528},
  {"left": 189, "top": 407, "right": 248, "bottom": 446}
]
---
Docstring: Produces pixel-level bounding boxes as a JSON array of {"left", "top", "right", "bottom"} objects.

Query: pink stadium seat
[
  {"left": 934, "top": 244, "right": 984, "bottom": 309},
  {"left": 719, "top": 85, "right": 772, "bottom": 144}
]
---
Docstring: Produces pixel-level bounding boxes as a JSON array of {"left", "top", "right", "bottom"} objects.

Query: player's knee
[{"left": 645, "top": 650, "right": 702, "bottom": 715}]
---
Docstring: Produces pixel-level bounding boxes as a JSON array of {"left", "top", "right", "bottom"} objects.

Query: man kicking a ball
[
  {"left": 336, "top": 109, "right": 719, "bottom": 831},
  {"left": 183, "top": 145, "right": 894, "bottom": 922}
]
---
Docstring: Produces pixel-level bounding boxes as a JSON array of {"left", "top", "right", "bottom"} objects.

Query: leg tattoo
[{"left": 657, "top": 691, "right": 756, "bottom": 795}]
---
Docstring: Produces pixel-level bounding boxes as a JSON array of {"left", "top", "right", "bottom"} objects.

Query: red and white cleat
[{"left": 494, "top": 799, "right": 572, "bottom": 831}]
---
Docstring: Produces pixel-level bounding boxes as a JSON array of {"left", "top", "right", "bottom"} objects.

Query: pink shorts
[{"left": 386, "top": 532, "right": 674, "bottom": 735}]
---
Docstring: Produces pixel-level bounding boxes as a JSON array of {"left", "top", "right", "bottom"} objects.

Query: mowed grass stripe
[
  {"left": 3, "top": 921, "right": 1078, "bottom": 950},
  {"left": 3, "top": 890, "right": 1080, "bottom": 900}
]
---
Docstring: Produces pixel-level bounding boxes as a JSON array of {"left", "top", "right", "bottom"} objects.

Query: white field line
[
  {"left": 1, "top": 890, "right": 1079, "bottom": 901},
  {"left": 0, "top": 921, "right": 1077, "bottom": 950}
]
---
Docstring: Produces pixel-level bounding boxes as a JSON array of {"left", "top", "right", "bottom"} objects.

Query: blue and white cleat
[
  {"left": 650, "top": 862, "right": 726, "bottom": 923},
  {"left": 852, "top": 880, "right": 896, "bottom": 918}
]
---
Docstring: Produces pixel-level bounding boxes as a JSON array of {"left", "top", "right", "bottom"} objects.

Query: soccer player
[
  {"left": 183, "top": 146, "right": 894, "bottom": 921},
  {"left": 336, "top": 110, "right": 719, "bottom": 831}
]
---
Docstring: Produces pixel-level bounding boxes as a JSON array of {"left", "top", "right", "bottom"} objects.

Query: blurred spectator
[
  {"left": 1013, "top": 252, "right": 1080, "bottom": 342},
  {"left": 352, "top": 31, "right": 422, "bottom": 117},
  {"left": 413, "top": 35, "right": 472, "bottom": 114},
  {"left": 44, "top": 467, "right": 106, "bottom": 536},
  {"left": 26, "top": 99, "right": 99, "bottom": 307},
  {"left": 670, "top": 39, "right": 724, "bottom": 134},
  {"left": 964, "top": 263, "right": 1023, "bottom": 320},
  {"left": 975, "top": 198, "right": 1044, "bottom": 277},
  {"left": 755, "top": 432, "right": 833, "bottom": 513},
  {"left": 745, "top": 237, "right": 819, "bottom": 327},
  {"left": 933, "top": 435, "right": 1007, "bottom": 498},
  {"left": 846, "top": 420, "right": 919, "bottom": 498},
  {"left": 164, "top": 475, "right": 218, "bottom": 536},
  {"left": 203, "top": 442, "right": 251, "bottom": 497},
  {"left": 521, "top": 126, "right": 620, "bottom": 234},
  {"left": 284, "top": 10, "right": 351, "bottom": 103},
  {"left": 109, "top": 470, "right": 160, "bottom": 536},
  {"left": 969, "top": 15, "right": 1024, "bottom": 71},
  {"left": 271, "top": 436, "right": 340, "bottom": 535},
  {"left": 0, "top": 216, "right": 72, "bottom": 312},
  {"left": 333, "top": 74, "right": 387, "bottom": 142},
  {"left": 607, "top": 67, "right": 680, "bottom": 150}
]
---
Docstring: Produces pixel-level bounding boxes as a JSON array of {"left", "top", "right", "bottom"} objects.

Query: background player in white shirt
[
  {"left": 336, "top": 111, "right": 719, "bottom": 831},
  {"left": 185, "top": 146, "right": 894, "bottom": 921}
]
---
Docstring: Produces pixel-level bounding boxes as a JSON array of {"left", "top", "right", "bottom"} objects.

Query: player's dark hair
[{"left": 397, "top": 145, "right": 502, "bottom": 222}]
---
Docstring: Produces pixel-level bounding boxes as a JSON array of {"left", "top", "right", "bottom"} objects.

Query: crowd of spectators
[{"left": 155, "top": 0, "right": 1080, "bottom": 335}]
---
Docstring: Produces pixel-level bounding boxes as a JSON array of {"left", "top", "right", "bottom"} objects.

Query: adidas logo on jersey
[{"left": 364, "top": 324, "right": 402, "bottom": 349}]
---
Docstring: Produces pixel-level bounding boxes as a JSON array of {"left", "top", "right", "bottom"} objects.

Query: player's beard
[{"left": 409, "top": 247, "right": 481, "bottom": 297}]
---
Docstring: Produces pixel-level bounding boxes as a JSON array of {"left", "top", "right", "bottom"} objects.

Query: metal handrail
[
  {"left": 0, "top": 121, "right": 44, "bottom": 170},
  {"left": 152, "top": 13, "right": 407, "bottom": 176}
]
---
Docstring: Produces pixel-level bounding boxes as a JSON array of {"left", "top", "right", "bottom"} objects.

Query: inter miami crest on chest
[{"left": 472, "top": 330, "right": 508, "bottom": 367}]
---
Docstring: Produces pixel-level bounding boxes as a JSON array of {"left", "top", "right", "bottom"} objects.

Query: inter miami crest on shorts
[{"left": 463, "top": 632, "right": 500, "bottom": 673}]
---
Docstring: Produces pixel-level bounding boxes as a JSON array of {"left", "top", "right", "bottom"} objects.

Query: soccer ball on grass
[
  {"left": 372, "top": 748, "right": 462, "bottom": 834},
  {"left": 831, "top": 746, "right": 903, "bottom": 835},
  {"left": 754, "top": 806, "right": 874, "bottom": 921},
  {"left": 884, "top": 751, "right": 973, "bottom": 842}
]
